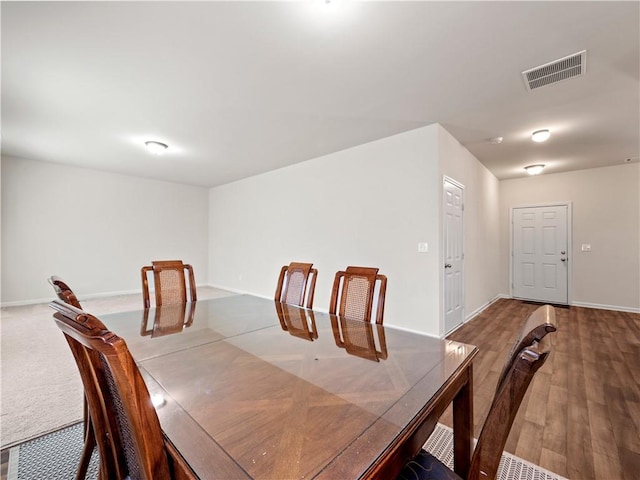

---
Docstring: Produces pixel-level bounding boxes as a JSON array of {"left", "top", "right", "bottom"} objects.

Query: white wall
[
  {"left": 209, "top": 124, "right": 502, "bottom": 336},
  {"left": 1, "top": 156, "right": 209, "bottom": 305},
  {"left": 438, "top": 126, "right": 501, "bottom": 326},
  {"left": 499, "top": 163, "right": 640, "bottom": 312},
  {"left": 210, "top": 125, "right": 442, "bottom": 334}
]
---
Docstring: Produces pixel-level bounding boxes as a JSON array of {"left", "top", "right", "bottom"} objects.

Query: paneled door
[
  {"left": 512, "top": 205, "right": 569, "bottom": 304},
  {"left": 444, "top": 178, "right": 464, "bottom": 333}
]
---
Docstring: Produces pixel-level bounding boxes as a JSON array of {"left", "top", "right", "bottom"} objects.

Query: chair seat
[{"left": 397, "top": 450, "right": 463, "bottom": 480}]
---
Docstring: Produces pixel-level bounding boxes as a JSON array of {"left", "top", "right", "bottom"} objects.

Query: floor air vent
[{"left": 522, "top": 50, "right": 586, "bottom": 91}]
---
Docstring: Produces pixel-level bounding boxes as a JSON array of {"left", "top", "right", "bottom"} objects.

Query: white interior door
[
  {"left": 444, "top": 179, "right": 464, "bottom": 333},
  {"left": 512, "top": 205, "right": 569, "bottom": 304}
]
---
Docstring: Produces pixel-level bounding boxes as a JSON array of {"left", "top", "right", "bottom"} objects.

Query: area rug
[
  {"left": 6, "top": 423, "right": 98, "bottom": 480},
  {"left": 7, "top": 422, "right": 567, "bottom": 480},
  {"left": 425, "top": 424, "right": 568, "bottom": 480}
]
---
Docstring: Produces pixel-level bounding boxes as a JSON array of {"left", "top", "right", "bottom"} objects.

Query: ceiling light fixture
[
  {"left": 531, "top": 129, "right": 551, "bottom": 143},
  {"left": 488, "top": 136, "right": 504, "bottom": 145},
  {"left": 145, "top": 141, "right": 168, "bottom": 154},
  {"left": 524, "top": 164, "right": 545, "bottom": 175}
]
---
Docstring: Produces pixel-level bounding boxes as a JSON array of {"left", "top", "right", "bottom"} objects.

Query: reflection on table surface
[
  {"left": 330, "top": 314, "right": 388, "bottom": 362},
  {"left": 99, "top": 295, "right": 478, "bottom": 480},
  {"left": 275, "top": 302, "right": 387, "bottom": 362},
  {"left": 140, "top": 302, "right": 196, "bottom": 337},
  {"left": 275, "top": 301, "right": 318, "bottom": 341}
]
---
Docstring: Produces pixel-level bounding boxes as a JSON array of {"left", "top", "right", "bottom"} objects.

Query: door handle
[
  {"left": 561, "top": 258, "right": 567, "bottom": 262},
  {"left": 444, "top": 264, "right": 452, "bottom": 268}
]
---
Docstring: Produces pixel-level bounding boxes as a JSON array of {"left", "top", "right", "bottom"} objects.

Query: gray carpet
[
  {"left": 0, "top": 287, "right": 238, "bottom": 448},
  {"left": 7, "top": 422, "right": 567, "bottom": 480}
]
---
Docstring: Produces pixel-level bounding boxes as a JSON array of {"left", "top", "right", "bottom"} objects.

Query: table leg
[{"left": 453, "top": 364, "right": 474, "bottom": 477}]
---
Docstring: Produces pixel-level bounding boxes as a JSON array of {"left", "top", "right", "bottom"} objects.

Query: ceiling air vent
[{"left": 522, "top": 50, "right": 586, "bottom": 91}]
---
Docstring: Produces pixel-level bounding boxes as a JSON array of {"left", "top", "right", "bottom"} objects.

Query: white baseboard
[
  {"left": 205, "top": 283, "right": 269, "bottom": 299},
  {"left": 570, "top": 301, "right": 639, "bottom": 314},
  {"left": 440, "top": 294, "right": 510, "bottom": 336},
  {"left": 1, "top": 297, "right": 56, "bottom": 308},
  {"left": 460, "top": 294, "right": 639, "bottom": 315},
  {"left": 463, "top": 294, "right": 509, "bottom": 324},
  {"left": 205, "top": 283, "right": 246, "bottom": 295},
  {"left": 205, "top": 283, "right": 333, "bottom": 313},
  {"left": 1, "top": 283, "right": 216, "bottom": 308},
  {"left": 384, "top": 322, "right": 441, "bottom": 339},
  {"left": 79, "top": 288, "right": 143, "bottom": 301},
  {"left": 1, "top": 288, "right": 143, "bottom": 308}
]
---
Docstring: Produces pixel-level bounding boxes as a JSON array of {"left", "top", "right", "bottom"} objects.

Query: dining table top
[{"left": 99, "top": 295, "right": 478, "bottom": 480}]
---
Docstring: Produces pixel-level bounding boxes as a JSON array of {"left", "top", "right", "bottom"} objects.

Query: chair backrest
[
  {"left": 495, "top": 304, "right": 557, "bottom": 394},
  {"left": 329, "top": 266, "right": 387, "bottom": 324},
  {"left": 141, "top": 260, "right": 197, "bottom": 308},
  {"left": 275, "top": 262, "right": 318, "bottom": 308},
  {"left": 468, "top": 307, "right": 556, "bottom": 480},
  {"left": 48, "top": 275, "right": 82, "bottom": 309},
  {"left": 50, "top": 300, "right": 173, "bottom": 480}
]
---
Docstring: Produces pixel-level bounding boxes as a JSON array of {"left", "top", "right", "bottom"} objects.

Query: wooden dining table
[{"left": 99, "top": 295, "right": 478, "bottom": 480}]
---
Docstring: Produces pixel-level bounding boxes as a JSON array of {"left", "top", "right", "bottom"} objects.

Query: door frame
[
  {"left": 509, "top": 202, "right": 573, "bottom": 305},
  {"left": 442, "top": 176, "right": 465, "bottom": 335}
]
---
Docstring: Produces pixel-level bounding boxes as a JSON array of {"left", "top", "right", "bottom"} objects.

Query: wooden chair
[
  {"left": 141, "top": 260, "right": 197, "bottom": 308},
  {"left": 49, "top": 275, "right": 82, "bottom": 309},
  {"left": 141, "top": 302, "right": 196, "bottom": 338},
  {"left": 48, "top": 276, "right": 95, "bottom": 480},
  {"left": 495, "top": 304, "right": 556, "bottom": 394},
  {"left": 330, "top": 315, "right": 388, "bottom": 362},
  {"left": 274, "top": 262, "right": 318, "bottom": 308},
  {"left": 329, "top": 266, "right": 387, "bottom": 324},
  {"left": 397, "top": 305, "right": 557, "bottom": 480},
  {"left": 50, "top": 300, "right": 195, "bottom": 480}
]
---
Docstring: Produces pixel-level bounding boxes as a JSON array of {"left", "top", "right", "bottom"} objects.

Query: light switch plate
[
  {"left": 581, "top": 244, "right": 591, "bottom": 252},
  {"left": 418, "top": 242, "right": 429, "bottom": 253}
]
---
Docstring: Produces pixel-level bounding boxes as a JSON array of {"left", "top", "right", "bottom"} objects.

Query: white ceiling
[{"left": 2, "top": 1, "right": 639, "bottom": 188}]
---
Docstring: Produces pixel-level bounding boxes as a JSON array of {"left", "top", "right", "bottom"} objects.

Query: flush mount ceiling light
[
  {"left": 531, "top": 129, "right": 551, "bottom": 143},
  {"left": 488, "top": 136, "right": 504, "bottom": 145},
  {"left": 524, "top": 164, "right": 545, "bottom": 175},
  {"left": 145, "top": 141, "right": 168, "bottom": 154}
]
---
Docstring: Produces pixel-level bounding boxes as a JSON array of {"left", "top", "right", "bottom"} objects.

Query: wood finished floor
[{"left": 439, "top": 298, "right": 640, "bottom": 480}]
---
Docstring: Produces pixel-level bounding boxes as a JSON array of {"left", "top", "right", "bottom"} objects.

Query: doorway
[
  {"left": 443, "top": 177, "right": 464, "bottom": 333},
  {"left": 511, "top": 204, "right": 570, "bottom": 304}
]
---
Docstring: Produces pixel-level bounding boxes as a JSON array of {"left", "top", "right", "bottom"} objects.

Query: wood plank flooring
[{"left": 439, "top": 298, "right": 640, "bottom": 480}]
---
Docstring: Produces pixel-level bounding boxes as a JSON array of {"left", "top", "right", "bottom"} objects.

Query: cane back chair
[
  {"left": 50, "top": 300, "right": 195, "bottom": 479},
  {"left": 329, "top": 266, "right": 387, "bottom": 325},
  {"left": 141, "top": 260, "right": 196, "bottom": 308},
  {"left": 398, "top": 305, "right": 557, "bottom": 480},
  {"left": 48, "top": 276, "right": 95, "bottom": 480},
  {"left": 275, "top": 262, "right": 318, "bottom": 308}
]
